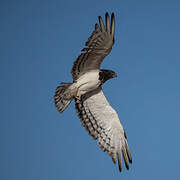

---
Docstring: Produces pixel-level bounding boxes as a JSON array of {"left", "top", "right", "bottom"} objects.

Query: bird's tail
[{"left": 54, "top": 82, "right": 75, "bottom": 113}]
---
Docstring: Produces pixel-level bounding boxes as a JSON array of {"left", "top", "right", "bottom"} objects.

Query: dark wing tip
[
  {"left": 124, "top": 131, "right": 127, "bottom": 139},
  {"left": 98, "top": 15, "right": 102, "bottom": 21},
  {"left": 95, "top": 23, "right": 99, "bottom": 29},
  {"left": 98, "top": 16, "right": 102, "bottom": 26},
  {"left": 119, "top": 166, "right": 122, "bottom": 172},
  {"left": 122, "top": 148, "right": 130, "bottom": 170},
  {"left": 112, "top": 157, "right": 116, "bottom": 164},
  {"left": 105, "top": 12, "right": 109, "bottom": 17},
  {"left": 126, "top": 164, "right": 130, "bottom": 170},
  {"left": 124, "top": 156, "right": 129, "bottom": 170},
  {"left": 125, "top": 162, "right": 129, "bottom": 170},
  {"left": 98, "top": 15, "right": 105, "bottom": 31},
  {"left": 129, "top": 158, "right": 132, "bottom": 164},
  {"left": 124, "top": 132, "right": 133, "bottom": 164},
  {"left": 111, "top": 12, "right": 115, "bottom": 18},
  {"left": 127, "top": 149, "right": 132, "bottom": 164},
  {"left": 105, "top": 12, "right": 110, "bottom": 32},
  {"left": 118, "top": 152, "right": 122, "bottom": 172},
  {"left": 110, "top": 12, "right": 115, "bottom": 36}
]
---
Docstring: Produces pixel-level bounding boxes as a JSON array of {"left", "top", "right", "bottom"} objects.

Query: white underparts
[{"left": 74, "top": 70, "right": 101, "bottom": 98}]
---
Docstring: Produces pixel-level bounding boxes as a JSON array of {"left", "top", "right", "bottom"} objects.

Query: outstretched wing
[
  {"left": 71, "top": 12, "right": 115, "bottom": 81},
  {"left": 75, "top": 87, "right": 132, "bottom": 171}
]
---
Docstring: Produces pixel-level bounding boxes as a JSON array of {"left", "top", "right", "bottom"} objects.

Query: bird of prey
[{"left": 54, "top": 12, "right": 132, "bottom": 172}]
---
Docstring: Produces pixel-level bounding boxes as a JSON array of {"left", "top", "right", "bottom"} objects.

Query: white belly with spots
[{"left": 75, "top": 70, "right": 101, "bottom": 95}]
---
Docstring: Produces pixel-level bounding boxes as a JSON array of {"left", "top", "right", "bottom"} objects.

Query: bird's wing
[
  {"left": 71, "top": 12, "right": 115, "bottom": 81},
  {"left": 75, "top": 87, "right": 132, "bottom": 171}
]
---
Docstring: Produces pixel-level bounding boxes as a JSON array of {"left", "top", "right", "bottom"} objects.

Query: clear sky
[{"left": 1, "top": 0, "right": 180, "bottom": 179}]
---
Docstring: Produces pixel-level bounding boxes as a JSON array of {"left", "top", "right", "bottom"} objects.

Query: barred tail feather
[{"left": 54, "top": 82, "right": 74, "bottom": 113}]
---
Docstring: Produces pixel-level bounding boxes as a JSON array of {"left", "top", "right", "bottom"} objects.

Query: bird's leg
[{"left": 76, "top": 91, "right": 82, "bottom": 103}]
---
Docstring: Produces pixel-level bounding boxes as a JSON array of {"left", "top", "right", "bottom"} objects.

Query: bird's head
[{"left": 99, "top": 69, "right": 117, "bottom": 84}]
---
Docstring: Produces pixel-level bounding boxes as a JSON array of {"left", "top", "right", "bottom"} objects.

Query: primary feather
[
  {"left": 71, "top": 13, "right": 115, "bottom": 81},
  {"left": 75, "top": 87, "right": 132, "bottom": 171}
]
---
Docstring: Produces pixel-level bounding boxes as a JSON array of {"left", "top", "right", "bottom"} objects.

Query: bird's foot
[{"left": 76, "top": 94, "right": 81, "bottom": 103}]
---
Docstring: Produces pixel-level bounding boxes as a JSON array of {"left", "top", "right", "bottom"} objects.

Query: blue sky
[{"left": 1, "top": 0, "right": 180, "bottom": 179}]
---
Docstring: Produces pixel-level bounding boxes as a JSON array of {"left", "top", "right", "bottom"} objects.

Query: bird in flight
[{"left": 54, "top": 12, "right": 132, "bottom": 172}]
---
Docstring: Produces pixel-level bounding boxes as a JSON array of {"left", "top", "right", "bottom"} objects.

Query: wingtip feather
[
  {"left": 112, "top": 157, "right": 116, "bottom": 164},
  {"left": 122, "top": 148, "right": 129, "bottom": 170},
  {"left": 126, "top": 143, "right": 132, "bottom": 164},
  {"left": 105, "top": 12, "right": 110, "bottom": 32},
  {"left": 118, "top": 152, "right": 122, "bottom": 172},
  {"left": 110, "top": 13, "right": 115, "bottom": 37},
  {"left": 98, "top": 16, "right": 105, "bottom": 32},
  {"left": 124, "top": 132, "right": 133, "bottom": 164}
]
